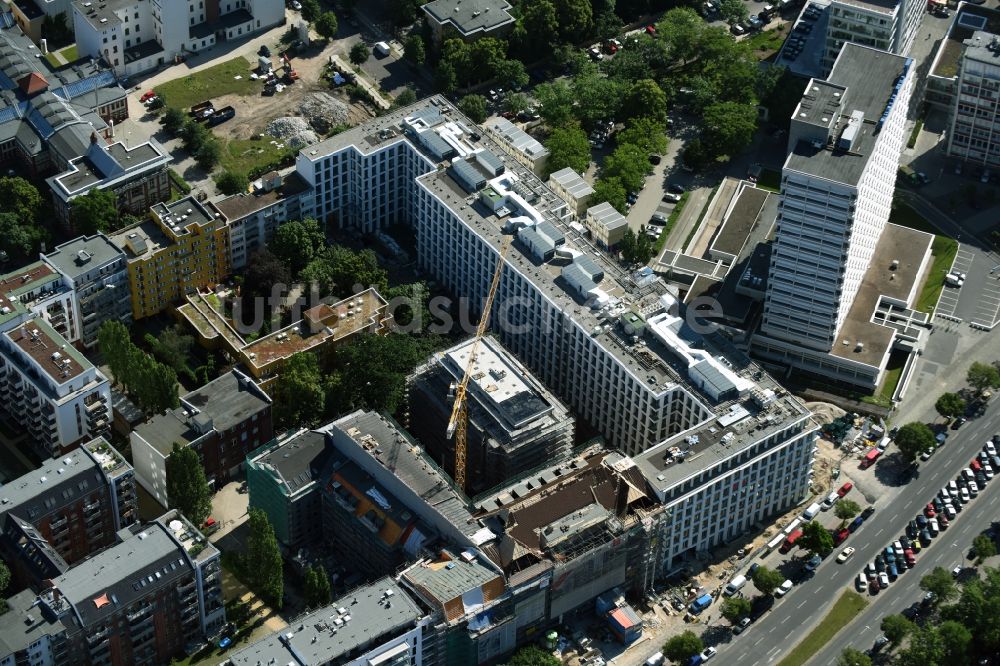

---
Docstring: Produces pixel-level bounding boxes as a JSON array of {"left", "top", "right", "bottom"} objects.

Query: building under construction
[{"left": 406, "top": 336, "right": 575, "bottom": 495}]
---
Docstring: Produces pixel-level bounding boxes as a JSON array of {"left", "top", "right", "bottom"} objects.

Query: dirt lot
[{"left": 208, "top": 58, "right": 374, "bottom": 142}]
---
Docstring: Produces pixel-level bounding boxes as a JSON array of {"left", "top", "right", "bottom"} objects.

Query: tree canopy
[
  {"left": 619, "top": 228, "right": 656, "bottom": 265},
  {"left": 881, "top": 613, "right": 915, "bottom": 647},
  {"left": 622, "top": 79, "right": 668, "bottom": 123},
  {"left": 895, "top": 422, "right": 935, "bottom": 463},
  {"left": 663, "top": 630, "right": 704, "bottom": 664},
  {"left": 968, "top": 362, "right": 1000, "bottom": 393},
  {"left": 273, "top": 352, "right": 326, "bottom": 430},
  {"left": 350, "top": 42, "right": 370, "bottom": 66},
  {"left": 544, "top": 125, "right": 591, "bottom": 176},
  {"left": 973, "top": 535, "right": 998, "bottom": 563},
  {"left": 403, "top": 34, "right": 425, "bottom": 65},
  {"left": 799, "top": 519, "right": 834, "bottom": 557},
  {"left": 602, "top": 142, "right": 651, "bottom": 193},
  {"left": 303, "top": 564, "right": 332, "bottom": 608},
  {"left": 720, "top": 596, "right": 751, "bottom": 623},
  {"left": 505, "top": 646, "right": 560, "bottom": 666},
  {"left": 920, "top": 566, "right": 957, "bottom": 605},
  {"left": 837, "top": 648, "right": 872, "bottom": 666},
  {"left": 458, "top": 94, "right": 488, "bottom": 123},
  {"left": 216, "top": 169, "right": 248, "bottom": 196},
  {"left": 834, "top": 499, "right": 861, "bottom": 522},
  {"left": 70, "top": 188, "right": 122, "bottom": 235},
  {"left": 703, "top": 101, "right": 758, "bottom": 161},
  {"left": 98, "top": 320, "right": 179, "bottom": 414},
  {"left": 752, "top": 565, "right": 785, "bottom": 596},
  {"left": 166, "top": 443, "right": 212, "bottom": 526},
  {"left": 534, "top": 79, "right": 577, "bottom": 128},
  {"left": 591, "top": 177, "right": 627, "bottom": 214},
  {"left": 935, "top": 392, "right": 967, "bottom": 419},
  {"left": 270, "top": 218, "right": 326, "bottom": 277},
  {"left": 314, "top": 12, "right": 339, "bottom": 40},
  {"left": 244, "top": 508, "right": 284, "bottom": 608},
  {"left": 616, "top": 117, "right": 669, "bottom": 156}
]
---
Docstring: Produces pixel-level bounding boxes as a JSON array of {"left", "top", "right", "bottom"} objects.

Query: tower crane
[{"left": 446, "top": 236, "right": 512, "bottom": 491}]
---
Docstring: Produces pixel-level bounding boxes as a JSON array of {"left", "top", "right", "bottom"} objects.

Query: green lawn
[
  {"left": 777, "top": 591, "right": 868, "bottom": 666},
  {"left": 218, "top": 137, "right": 296, "bottom": 178},
  {"left": 756, "top": 168, "right": 782, "bottom": 192},
  {"left": 654, "top": 192, "right": 690, "bottom": 252},
  {"left": 862, "top": 351, "right": 906, "bottom": 406},
  {"left": 44, "top": 44, "right": 79, "bottom": 68},
  {"left": 746, "top": 26, "right": 789, "bottom": 59},
  {"left": 156, "top": 57, "right": 256, "bottom": 111}
]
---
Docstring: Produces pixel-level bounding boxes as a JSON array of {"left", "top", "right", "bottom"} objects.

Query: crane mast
[{"left": 445, "top": 237, "right": 511, "bottom": 491}]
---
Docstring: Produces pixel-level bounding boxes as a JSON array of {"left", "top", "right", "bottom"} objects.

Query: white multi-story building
[
  {"left": 823, "top": 0, "right": 924, "bottom": 73},
  {"left": 753, "top": 44, "right": 932, "bottom": 390},
  {"left": 72, "top": 0, "right": 285, "bottom": 76},
  {"left": 292, "top": 96, "right": 818, "bottom": 575},
  {"left": 946, "top": 30, "right": 1000, "bottom": 170},
  {"left": 0, "top": 316, "right": 111, "bottom": 458}
]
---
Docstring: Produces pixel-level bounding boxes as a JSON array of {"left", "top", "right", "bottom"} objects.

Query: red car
[
  {"left": 645, "top": 24, "right": 656, "bottom": 35},
  {"left": 838, "top": 482, "right": 853, "bottom": 497},
  {"left": 924, "top": 503, "right": 936, "bottom": 518},
  {"left": 905, "top": 549, "right": 916, "bottom": 567},
  {"left": 833, "top": 528, "right": 850, "bottom": 545},
  {"left": 971, "top": 459, "right": 982, "bottom": 472},
  {"left": 939, "top": 513, "right": 949, "bottom": 527},
  {"left": 140, "top": 89, "right": 156, "bottom": 102}
]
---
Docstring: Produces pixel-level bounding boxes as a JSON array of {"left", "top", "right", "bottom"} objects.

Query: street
[{"left": 704, "top": 398, "right": 1000, "bottom": 665}]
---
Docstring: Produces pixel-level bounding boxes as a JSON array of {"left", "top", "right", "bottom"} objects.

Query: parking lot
[{"left": 933, "top": 243, "right": 1000, "bottom": 329}]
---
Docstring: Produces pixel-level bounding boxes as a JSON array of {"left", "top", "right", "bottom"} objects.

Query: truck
[
  {"left": 780, "top": 529, "right": 803, "bottom": 553},
  {"left": 189, "top": 100, "right": 214, "bottom": 119},
  {"left": 689, "top": 594, "right": 712, "bottom": 614},
  {"left": 207, "top": 106, "right": 235, "bottom": 127}
]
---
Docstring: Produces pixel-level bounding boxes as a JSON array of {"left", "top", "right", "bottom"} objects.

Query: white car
[
  {"left": 961, "top": 487, "right": 971, "bottom": 503},
  {"left": 837, "top": 547, "right": 856, "bottom": 563},
  {"left": 775, "top": 580, "right": 794, "bottom": 597},
  {"left": 700, "top": 647, "right": 717, "bottom": 661},
  {"left": 985, "top": 465, "right": 995, "bottom": 480},
  {"left": 987, "top": 441, "right": 997, "bottom": 457}
]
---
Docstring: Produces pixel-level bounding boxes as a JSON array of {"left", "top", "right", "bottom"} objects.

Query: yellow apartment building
[{"left": 110, "top": 196, "right": 230, "bottom": 320}]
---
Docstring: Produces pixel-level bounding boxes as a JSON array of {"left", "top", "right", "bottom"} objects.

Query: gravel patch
[
  {"left": 298, "top": 92, "right": 351, "bottom": 134},
  {"left": 265, "top": 116, "right": 318, "bottom": 148}
]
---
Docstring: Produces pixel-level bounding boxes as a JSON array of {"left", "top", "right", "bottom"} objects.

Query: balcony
[{"left": 126, "top": 604, "right": 153, "bottom": 624}]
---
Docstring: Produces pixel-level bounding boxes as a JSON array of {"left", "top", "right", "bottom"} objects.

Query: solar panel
[
  {"left": 58, "top": 70, "right": 116, "bottom": 101},
  {"left": 0, "top": 105, "right": 17, "bottom": 125},
  {"left": 26, "top": 106, "right": 54, "bottom": 138}
]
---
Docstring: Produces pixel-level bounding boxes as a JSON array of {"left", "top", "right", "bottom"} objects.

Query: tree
[
  {"left": 895, "top": 422, "right": 935, "bottom": 463},
  {"left": 162, "top": 106, "right": 186, "bottom": 134},
  {"left": 435, "top": 61, "right": 458, "bottom": 94},
  {"left": 968, "top": 361, "right": 1000, "bottom": 393},
  {"left": 603, "top": 142, "right": 651, "bottom": 193},
  {"left": 303, "top": 565, "right": 331, "bottom": 608},
  {"left": 920, "top": 567, "right": 958, "bottom": 605},
  {"left": 703, "top": 101, "right": 758, "bottom": 160},
  {"left": 682, "top": 137, "right": 711, "bottom": 171},
  {"left": 98, "top": 320, "right": 132, "bottom": 389},
  {"left": 240, "top": 248, "right": 292, "bottom": 322},
  {"left": 663, "top": 630, "right": 704, "bottom": 664},
  {"left": 898, "top": 626, "right": 945, "bottom": 666},
  {"left": 299, "top": 0, "right": 321, "bottom": 22},
  {"left": 165, "top": 443, "right": 213, "bottom": 526},
  {"left": 216, "top": 170, "right": 249, "bottom": 196},
  {"left": 799, "top": 519, "right": 834, "bottom": 557},
  {"left": 622, "top": 79, "right": 668, "bottom": 123},
  {"left": 937, "top": 620, "right": 972, "bottom": 662},
  {"left": 245, "top": 508, "right": 284, "bottom": 608},
  {"left": 403, "top": 34, "right": 425, "bottom": 65},
  {"left": 0, "top": 176, "right": 41, "bottom": 223},
  {"left": 504, "top": 93, "right": 531, "bottom": 117},
  {"left": 545, "top": 125, "right": 592, "bottom": 176},
  {"left": 458, "top": 94, "right": 488, "bottom": 123},
  {"left": 194, "top": 138, "right": 221, "bottom": 171},
  {"left": 270, "top": 218, "right": 326, "bottom": 277},
  {"left": 519, "top": 0, "right": 560, "bottom": 58},
  {"left": 314, "top": 12, "right": 338, "bottom": 40},
  {"left": 388, "top": 0, "right": 424, "bottom": 25},
  {"left": 720, "top": 596, "right": 751, "bottom": 623},
  {"left": 273, "top": 352, "right": 326, "bottom": 429},
  {"left": 70, "top": 188, "right": 120, "bottom": 235},
  {"left": 552, "top": 0, "right": 593, "bottom": 42},
  {"left": 935, "top": 392, "right": 967, "bottom": 419},
  {"left": 299, "top": 244, "right": 387, "bottom": 297},
  {"left": 0, "top": 212, "right": 43, "bottom": 262},
  {"left": 0, "top": 560, "right": 8, "bottom": 612},
  {"left": 617, "top": 117, "right": 668, "bottom": 157},
  {"left": 150, "top": 325, "right": 195, "bottom": 378},
  {"left": 394, "top": 87, "right": 417, "bottom": 107},
  {"left": 881, "top": 613, "right": 914, "bottom": 647},
  {"left": 572, "top": 68, "right": 623, "bottom": 128},
  {"left": 719, "top": 0, "right": 750, "bottom": 24},
  {"left": 973, "top": 534, "right": 998, "bottom": 563},
  {"left": 834, "top": 499, "right": 861, "bottom": 523},
  {"left": 592, "top": 177, "right": 627, "bottom": 214},
  {"left": 837, "top": 648, "right": 872, "bottom": 666},
  {"left": 534, "top": 79, "right": 576, "bottom": 128},
  {"left": 350, "top": 42, "right": 370, "bottom": 66},
  {"left": 180, "top": 118, "right": 209, "bottom": 153},
  {"left": 619, "top": 228, "right": 654, "bottom": 265},
  {"left": 328, "top": 333, "right": 437, "bottom": 415},
  {"left": 752, "top": 565, "right": 785, "bottom": 596},
  {"left": 506, "top": 646, "right": 560, "bottom": 666}
]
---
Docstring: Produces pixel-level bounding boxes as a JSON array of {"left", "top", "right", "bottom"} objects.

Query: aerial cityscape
[{"left": 0, "top": 0, "right": 997, "bottom": 665}]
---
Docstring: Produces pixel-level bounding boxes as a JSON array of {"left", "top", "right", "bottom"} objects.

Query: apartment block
[
  {"left": 42, "top": 233, "right": 132, "bottom": 349},
  {"left": 548, "top": 167, "right": 594, "bottom": 220},
  {"left": 227, "top": 577, "right": 434, "bottom": 666},
  {"left": 131, "top": 369, "right": 272, "bottom": 507},
  {"left": 0, "top": 316, "right": 111, "bottom": 457},
  {"left": 245, "top": 428, "right": 329, "bottom": 551},
  {"left": 946, "top": 29, "right": 1000, "bottom": 169},
  {"left": 0, "top": 260, "right": 75, "bottom": 342},
  {"left": 925, "top": 3, "right": 1000, "bottom": 113},
  {"left": 209, "top": 169, "right": 311, "bottom": 270},
  {"left": 110, "top": 195, "right": 230, "bottom": 320},
  {"left": 753, "top": 44, "right": 932, "bottom": 390},
  {"left": 422, "top": 0, "right": 515, "bottom": 45},
  {"left": 47, "top": 136, "right": 171, "bottom": 231},
  {"left": 822, "top": 0, "right": 924, "bottom": 73},
  {"left": 481, "top": 115, "right": 549, "bottom": 176},
  {"left": 0, "top": 437, "right": 136, "bottom": 590},
  {"left": 407, "top": 335, "right": 575, "bottom": 494},
  {"left": 584, "top": 201, "right": 628, "bottom": 249},
  {"left": 32, "top": 510, "right": 225, "bottom": 665},
  {"left": 0, "top": 19, "right": 128, "bottom": 175},
  {"left": 178, "top": 287, "right": 390, "bottom": 383},
  {"left": 71, "top": 0, "right": 285, "bottom": 76}
]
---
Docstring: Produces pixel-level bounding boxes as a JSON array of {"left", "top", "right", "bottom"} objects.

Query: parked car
[
  {"left": 662, "top": 193, "right": 682, "bottom": 204},
  {"left": 861, "top": 506, "right": 876, "bottom": 520},
  {"left": 878, "top": 572, "right": 890, "bottom": 588},
  {"left": 139, "top": 89, "right": 157, "bottom": 102},
  {"left": 668, "top": 183, "right": 685, "bottom": 194},
  {"left": 837, "top": 547, "right": 856, "bottom": 563},
  {"left": 733, "top": 617, "right": 751, "bottom": 634},
  {"left": 775, "top": 579, "right": 794, "bottom": 597},
  {"left": 837, "top": 482, "right": 853, "bottom": 497}
]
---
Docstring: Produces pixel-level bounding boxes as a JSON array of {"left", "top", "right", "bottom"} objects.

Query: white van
[
  {"left": 928, "top": 518, "right": 939, "bottom": 536},
  {"left": 374, "top": 41, "right": 390, "bottom": 57},
  {"left": 724, "top": 574, "right": 747, "bottom": 596},
  {"left": 645, "top": 653, "right": 665, "bottom": 666},
  {"left": 802, "top": 502, "right": 822, "bottom": 521}
]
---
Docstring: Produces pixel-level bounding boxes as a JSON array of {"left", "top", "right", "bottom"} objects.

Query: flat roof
[
  {"left": 832, "top": 0, "right": 898, "bottom": 14},
  {"left": 932, "top": 4, "right": 1000, "bottom": 79},
  {"left": 830, "top": 222, "right": 933, "bottom": 364},
  {"left": 211, "top": 171, "right": 310, "bottom": 221},
  {"left": 248, "top": 429, "right": 327, "bottom": 495},
  {"left": 227, "top": 578, "right": 423, "bottom": 666},
  {"left": 4, "top": 317, "right": 91, "bottom": 384},
  {"left": 712, "top": 185, "right": 769, "bottom": 256},
  {"left": 0, "top": 589, "right": 61, "bottom": 656},
  {"left": 43, "top": 233, "right": 125, "bottom": 280},
  {"left": 72, "top": 0, "right": 130, "bottom": 30},
  {"left": 422, "top": 0, "right": 515, "bottom": 36},
  {"left": 0, "top": 261, "right": 59, "bottom": 326},
  {"left": 51, "top": 141, "right": 167, "bottom": 197},
  {"left": 785, "top": 44, "right": 912, "bottom": 186},
  {"left": 483, "top": 116, "right": 549, "bottom": 160},
  {"left": 0, "top": 446, "right": 99, "bottom": 520},
  {"left": 134, "top": 370, "right": 270, "bottom": 455},
  {"left": 151, "top": 195, "right": 215, "bottom": 233},
  {"left": 400, "top": 548, "right": 501, "bottom": 609}
]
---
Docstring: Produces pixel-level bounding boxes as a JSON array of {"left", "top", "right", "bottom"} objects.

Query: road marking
[
  {"left": 874, "top": 527, "right": 885, "bottom": 537},
  {"left": 889, "top": 512, "right": 899, "bottom": 522},
  {"left": 754, "top": 637, "right": 765, "bottom": 647},
  {"left": 797, "top": 599, "right": 808, "bottom": 608}
]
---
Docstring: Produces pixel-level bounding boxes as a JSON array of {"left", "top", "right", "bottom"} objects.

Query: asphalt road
[{"left": 709, "top": 399, "right": 1000, "bottom": 666}]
